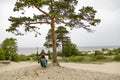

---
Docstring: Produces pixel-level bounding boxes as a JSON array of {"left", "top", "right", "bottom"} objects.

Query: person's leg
[{"left": 40, "top": 59, "right": 43, "bottom": 67}]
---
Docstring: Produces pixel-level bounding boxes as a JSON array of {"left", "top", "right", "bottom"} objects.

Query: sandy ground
[
  {"left": 60, "top": 62, "right": 120, "bottom": 75},
  {"left": 0, "top": 61, "right": 120, "bottom": 80}
]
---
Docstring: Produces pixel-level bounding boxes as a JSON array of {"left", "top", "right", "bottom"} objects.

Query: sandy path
[
  {"left": 0, "top": 61, "right": 120, "bottom": 80},
  {"left": 0, "top": 62, "right": 120, "bottom": 75},
  {"left": 60, "top": 62, "right": 120, "bottom": 75},
  {"left": 0, "top": 61, "right": 37, "bottom": 73}
]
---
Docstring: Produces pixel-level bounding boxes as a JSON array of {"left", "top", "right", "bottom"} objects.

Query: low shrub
[
  {"left": 18, "top": 54, "right": 28, "bottom": 61},
  {"left": 47, "top": 50, "right": 52, "bottom": 59},
  {"left": 82, "top": 57, "right": 92, "bottom": 62},
  {"left": 27, "top": 54, "right": 39, "bottom": 61},
  {"left": 69, "top": 56, "right": 84, "bottom": 62},
  {"left": 77, "top": 51, "right": 89, "bottom": 56},
  {"left": 94, "top": 50, "right": 103, "bottom": 55},
  {"left": 61, "top": 57, "right": 69, "bottom": 62},
  {"left": 11, "top": 54, "right": 20, "bottom": 62},
  {"left": 57, "top": 51, "right": 62, "bottom": 57},
  {"left": 114, "top": 55, "right": 120, "bottom": 61},
  {"left": 0, "top": 48, "right": 5, "bottom": 60},
  {"left": 91, "top": 55, "right": 106, "bottom": 61}
]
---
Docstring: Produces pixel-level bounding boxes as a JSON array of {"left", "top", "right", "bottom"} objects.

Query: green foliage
[
  {"left": 69, "top": 56, "right": 84, "bottom": 62},
  {"left": 5, "top": 53, "right": 40, "bottom": 62},
  {"left": 55, "top": 26, "right": 70, "bottom": 44},
  {"left": 63, "top": 43, "right": 79, "bottom": 57},
  {"left": 91, "top": 50, "right": 106, "bottom": 61},
  {"left": 102, "top": 48, "right": 108, "bottom": 52},
  {"left": 112, "top": 48, "right": 120, "bottom": 55},
  {"left": 27, "top": 54, "right": 38, "bottom": 61},
  {"left": 61, "top": 57, "right": 69, "bottom": 62},
  {"left": 44, "top": 26, "right": 70, "bottom": 48},
  {"left": 57, "top": 51, "right": 62, "bottom": 57},
  {"left": 17, "top": 54, "right": 28, "bottom": 61},
  {"left": 94, "top": 50, "right": 103, "bottom": 56},
  {"left": 44, "top": 29, "right": 53, "bottom": 48},
  {"left": 77, "top": 51, "right": 89, "bottom": 56},
  {"left": 0, "top": 48, "right": 5, "bottom": 60},
  {"left": 60, "top": 48, "right": 120, "bottom": 63},
  {"left": 106, "top": 49, "right": 120, "bottom": 55},
  {"left": 107, "top": 50, "right": 115, "bottom": 55},
  {"left": 47, "top": 50, "right": 52, "bottom": 59},
  {"left": 11, "top": 53, "right": 20, "bottom": 62},
  {"left": 1, "top": 38, "right": 18, "bottom": 61},
  {"left": 7, "top": 0, "right": 101, "bottom": 63},
  {"left": 44, "top": 26, "right": 71, "bottom": 58},
  {"left": 82, "top": 56, "right": 92, "bottom": 62},
  {"left": 56, "top": 26, "right": 71, "bottom": 57},
  {"left": 114, "top": 55, "right": 120, "bottom": 61},
  {"left": 91, "top": 55, "right": 106, "bottom": 61}
]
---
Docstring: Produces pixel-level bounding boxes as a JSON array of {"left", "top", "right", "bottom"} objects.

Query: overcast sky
[{"left": 0, "top": 0, "right": 120, "bottom": 48}]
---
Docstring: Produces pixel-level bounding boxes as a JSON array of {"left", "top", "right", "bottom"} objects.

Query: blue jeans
[{"left": 40, "top": 58, "right": 47, "bottom": 67}]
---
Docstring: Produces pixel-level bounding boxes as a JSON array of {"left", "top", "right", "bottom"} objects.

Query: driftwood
[{"left": 0, "top": 61, "right": 10, "bottom": 64}]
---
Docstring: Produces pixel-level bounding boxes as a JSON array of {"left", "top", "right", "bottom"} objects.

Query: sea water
[{"left": 18, "top": 46, "right": 120, "bottom": 55}]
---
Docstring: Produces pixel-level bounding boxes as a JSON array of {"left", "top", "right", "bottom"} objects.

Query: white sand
[
  {"left": 0, "top": 61, "right": 120, "bottom": 80},
  {"left": 60, "top": 62, "right": 120, "bottom": 75}
]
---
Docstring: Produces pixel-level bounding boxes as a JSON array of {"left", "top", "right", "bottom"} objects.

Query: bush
[
  {"left": 57, "top": 51, "right": 62, "bottom": 57},
  {"left": 114, "top": 55, "right": 120, "bottom": 61},
  {"left": 94, "top": 50, "right": 103, "bottom": 55},
  {"left": 1, "top": 38, "right": 18, "bottom": 60},
  {"left": 108, "top": 51, "right": 115, "bottom": 55},
  {"left": 78, "top": 51, "right": 89, "bottom": 56},
  {"left": 91, "top": 55, "right": 106, "bottom": 61},
  {"left": 63, "top": 43, "right": 79, "bottom": 57},
  {"left": 27, "top": 54, "right": 38, "bottom": 61},
  {"left": 47, "top": 50, "right": 52, "bottom": 59},
  {"left": 61, "top": 57, "right": 69, "bottom": 62},
  {"left": 11, "top": 54, "right": 20, "bottom": 62},
  {"left": 0, "top": 48, "right": 5, "bottom": 60},
  {"left": 82, "top": 57, "right": 92, "bottom": 62},
  {"left": 112, "top": 48, "right": 120, "bottom": 55},
  {"left": 17, "top": 54, "right": 28, "bottom": 61},
  {"left": 69, "top": 56, "right": 84, "bottom": 62}
]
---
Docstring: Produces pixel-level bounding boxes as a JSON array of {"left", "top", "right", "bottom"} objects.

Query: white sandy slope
[
  {"left": 0, "top": 61, "right": 120, "bottom": 80},
  {"left": 60, "top": 62, "right": 120, "bottom": 75}
]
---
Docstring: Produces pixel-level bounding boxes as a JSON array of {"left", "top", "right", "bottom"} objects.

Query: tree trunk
[
  {"left": 50, "top": 22, "right": 57, "bottom": 63},
  {"left": 62, "top": 40, "right": 64, "bottom": 57}
]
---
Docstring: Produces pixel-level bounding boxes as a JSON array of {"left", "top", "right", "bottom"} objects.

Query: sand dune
[
  {"left": 60, "top": 62, "right": 120, "bottom": 75},
  {"left": 0, "top": 61, "right": 120, "bottom": 80}
]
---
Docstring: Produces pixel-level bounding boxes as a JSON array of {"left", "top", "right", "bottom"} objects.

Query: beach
[
  {"left": 60, "top": 62, "right": 120, "bottom": 75},
  {"left": 17, "top": 46, "right": 120, "bottom": 55},
  {"left": 0, "top": 61, "right": 120, "bottom": 80}
]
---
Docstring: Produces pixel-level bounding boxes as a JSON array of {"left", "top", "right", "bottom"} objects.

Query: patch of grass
[
  {"left": 69, "top": 56, "right": 84, "bottom": 62},
  {"left": 60, "top": 55, "right": 114, "bottom": 63},
  {"left": 91, "top": 55, "right": 106, "bottom": 61},
  {"left": 114, "top": 55, "right": 120, "bottom": 61},
  {"left": 60, "top": 57, "right": 69, "bottom": 62}
]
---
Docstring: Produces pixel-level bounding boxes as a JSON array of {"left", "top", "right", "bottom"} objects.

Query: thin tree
[
  {"left": 44, "top": 26, "right": 70, "bottom": 57},
  {"left": 44, "top": 29, "right": 53, "bottom": 49},
  {"left": 44, "top": 29, "right": 59, "bottom": 48},
  {"left": 55, "top": 26, "right": 70, "bottom": 57},
  {"left": 7, "top": 0, "right": 100, "bottom": 63}
]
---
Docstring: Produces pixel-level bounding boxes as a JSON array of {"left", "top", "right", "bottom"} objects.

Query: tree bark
[
  {"left": 50, "top": 21, "right": 57, "bottom": 63},
  {"left": 62, "top": 39, "right": 64, "bottom": 57}
]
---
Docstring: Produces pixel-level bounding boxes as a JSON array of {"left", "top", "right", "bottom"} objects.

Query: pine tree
[{"left": 7, "top": 0, "right": 100, "bottom": 63}]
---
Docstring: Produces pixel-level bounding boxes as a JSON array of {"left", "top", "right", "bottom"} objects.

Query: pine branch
[
  {"left": 33, "top": 4, "right": 51, "bottom": 19},
  {"left": 26, "top": 21, "right": 50, "bottom": 24}
]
